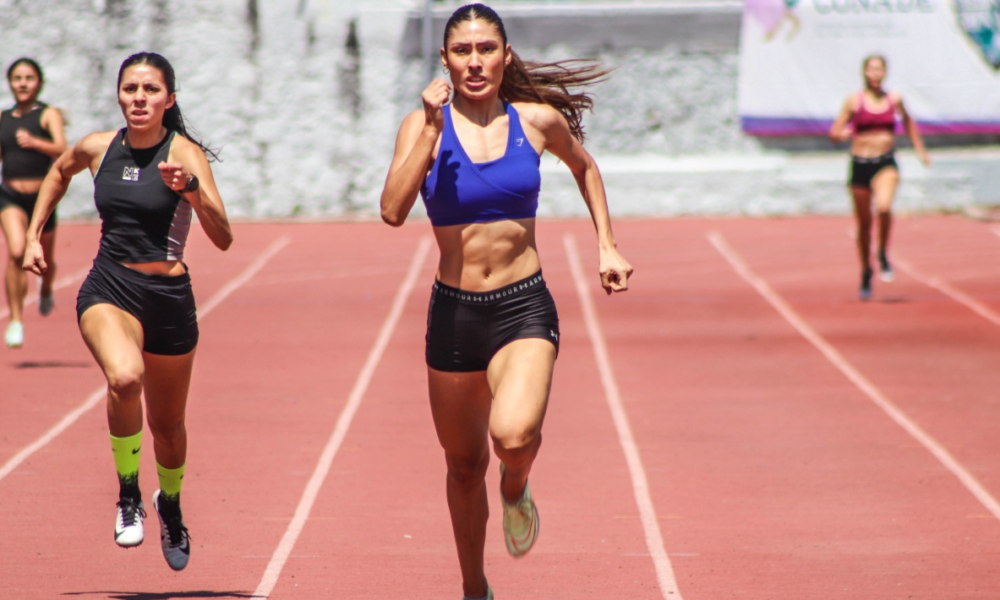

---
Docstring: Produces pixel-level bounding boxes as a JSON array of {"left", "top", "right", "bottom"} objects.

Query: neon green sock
[
  {"left": 156, "top": 462, "right": 185, "bottom": 501},
  {"left": 110, "top": 431, "right": 142, "bottom": 497}
]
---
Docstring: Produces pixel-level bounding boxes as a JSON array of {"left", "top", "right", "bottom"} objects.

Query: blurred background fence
[{"left": 1, "top": 0, "right": 997, "bottom": 219}]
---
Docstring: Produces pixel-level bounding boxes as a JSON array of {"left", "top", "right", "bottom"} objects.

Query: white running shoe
[
  {"left": 463, "top": 587, "right": 494, "bottom": 600},
  {"left": 114, "top": 496, "right": 146, "bottom": 548},
  {"left": 499, "top": 463, "right": 539, "bottom": 558},
  {"left": 5, "top": 321, "right": 24, "bottom": 348},
  {"left": 153, "top": 489, "right": 191, "bottom": 571},
  {"left": 39, "top": 293, "right": 54, "bottom": 316}
]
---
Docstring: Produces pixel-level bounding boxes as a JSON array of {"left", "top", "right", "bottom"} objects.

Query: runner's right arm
[
  {"left": 829, "top": 95, "right": 854, "bottom": 144},
  {"left": 23, "top": 132, "right": 112, "bottom": 274},
  {"left": 380, "top": 79, "right": 450, "bottom": 227}
]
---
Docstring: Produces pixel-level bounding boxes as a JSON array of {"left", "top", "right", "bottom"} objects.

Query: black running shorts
[
  {"left": 76, "top": 253, "right": 198, "bottom": 355},
  {"left": 0, "top": 183, "right": 56, "bottom": 233},
  {"left": 849, "top": 152, "right": 897, "bottom": 190},
  {"left": 426, "top": 270, "right": 560, "bottom": 372}
]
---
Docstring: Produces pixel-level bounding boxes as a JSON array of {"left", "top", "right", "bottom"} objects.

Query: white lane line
[
  {"left": 992, "top": 225, "right": 1000, "bottom": 239},
  {"left": 893, "top": 258, "right": 1000, "bottom": 329},
  {"left": 0, "top": 266, "right": 90, "bottom": 321},
  {"left": 707, "top": 230, "right": 1000, "bottom": 522},
  {"left": 563, "top": 234, "right": 683, "bottom": 600},
  {"left": 253, "top": 235, "right": 432, "bottom": 599},
  {"left": 0, "top": 236, "right": 292, "bottom": 484}
]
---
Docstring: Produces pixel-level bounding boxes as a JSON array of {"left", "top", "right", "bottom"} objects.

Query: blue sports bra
[{"left": 421, "top": 102, "right": 541, "bottom": 227}]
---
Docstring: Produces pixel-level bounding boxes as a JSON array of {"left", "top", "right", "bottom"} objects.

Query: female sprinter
[
  {"left": 23, "top": 52, "right": 232, "bottom": 571},
  {"left": 380, "top": 4, "right": 632, "bottom": 599},
  {"left": 1, "top": 58, "right": 67, "bottom": 347},
  {"left": 830, "top": 54, "right": 929, "bottom": 301}
]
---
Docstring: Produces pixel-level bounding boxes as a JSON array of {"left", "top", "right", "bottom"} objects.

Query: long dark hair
[
  {"left": 7, "top": 57, "right": 44, "bottom": 84},
  {"left": 117, "top": 52, "right": 219, "bottom": 161},
  {"left": 443, "top": 4, "right": 609, "bottom": 143}
]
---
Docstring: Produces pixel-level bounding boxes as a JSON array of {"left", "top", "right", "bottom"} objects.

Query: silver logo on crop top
[{"left": 122, "top": 166, "right": 140, "bottom": 181}]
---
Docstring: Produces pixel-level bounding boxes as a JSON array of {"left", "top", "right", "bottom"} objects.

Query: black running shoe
[
  {"left": 878, "top": 251, "right": 894, "bottom": 283},
  {"left": 152, "top": 490, "right": 190, "bottom": 571},
  {"left": 859, "top": 267, "right": 873, "bottom": 301},
  {"left": 114, "top": 496, "right": 146, "bottom": 547}
]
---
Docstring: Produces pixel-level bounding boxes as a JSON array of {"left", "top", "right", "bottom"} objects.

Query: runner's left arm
[
  {"left": 160, "top": 138, "right": 233, "bottom": 251},
  {"left": 895, "top": 94, "right": 930, "bottom": 166},
  {"left": 525, "top": 103, "right": 633, "bottom": 295},
  {"left": 16, "top": 107, "right": 68, "bottom": 159}
]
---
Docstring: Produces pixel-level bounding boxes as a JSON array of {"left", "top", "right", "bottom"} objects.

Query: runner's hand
[
  {"left": 158, "top": 162, "right": 191, "bottom": 192},
  {"left": 422, "top": 78, "right": 452, "bottom": 133},
  {"left": 15, "top": 128, "right": 37, "bottom": 149},
  {"left": 600, "top": 248, "right": 633, "bottom": 295},
  {"left": 22, "top": 237, "right": 46, "bottom": 275}
]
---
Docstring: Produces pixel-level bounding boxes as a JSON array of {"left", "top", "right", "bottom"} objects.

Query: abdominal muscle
[
  {"left": 6, "top": 177, "right": 45, "bottom": 195},
  {"left": 121, "top": 260, "right": 186, "bottom": 277},
  {"left": 433, "top": 217, "right": 541, "bottom": 292},
  {"left": 851, "top": 129, "right": 894, "bottom": 159}
]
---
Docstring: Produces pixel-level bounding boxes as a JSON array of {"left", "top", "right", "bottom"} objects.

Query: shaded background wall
[{"left": 1, "top": 0, "right": 995, "bottom": 219}]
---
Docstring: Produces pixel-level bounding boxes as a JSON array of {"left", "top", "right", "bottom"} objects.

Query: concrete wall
[{"left": 0, "top": 0, "right": 993, "bottom": 220}]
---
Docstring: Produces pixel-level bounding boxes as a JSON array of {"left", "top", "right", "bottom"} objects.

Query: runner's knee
[
  {"left": 105, "top": 362, "right": 144, "bottom": 400},
  {"left": 491, "top": 426, "right": 541, "bottom": 458},
  {"left": 148, "top": 418, "right": 186, "bottom": 446},
  {"left": 445, "top": 451, "right": 489, "bottom": 489}
]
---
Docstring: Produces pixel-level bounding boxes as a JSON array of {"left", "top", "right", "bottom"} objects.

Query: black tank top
[
  {"left": 0, "top": 103, "right": 54, "bottom": 180},
  {"left": 93, "top": 129, "right": 192, "bottom": 263}
]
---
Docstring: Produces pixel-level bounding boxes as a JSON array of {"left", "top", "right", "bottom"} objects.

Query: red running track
[{"left": 1, "top": 216, "right": 999, "bottom": 599}]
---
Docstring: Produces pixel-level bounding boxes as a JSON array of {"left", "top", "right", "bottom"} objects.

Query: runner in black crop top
[
  {"left": 1, "top": 58, "right": 67, "bottom": 348},
  {"left": 0, "top": 102, "right": 55, "bottom": 180},
  {"left": 22, "top": 52, "right": 232, "bottom": 571},
  {"left": 94, "top": 129, "right": 192, "bottom": 263}
]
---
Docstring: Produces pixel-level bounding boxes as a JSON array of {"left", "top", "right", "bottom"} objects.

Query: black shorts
[
  {"left": 849, "top": 152, "right": 897, "bottom": 189},
  {"left": 76, "top": 253, "right": 199, "bottom": 356},
  {"left": 426, "top": 270, "right": 560, "bottom": 372},
  {"left": 0, "top": 183, "right": 56, "bottom": 233}
]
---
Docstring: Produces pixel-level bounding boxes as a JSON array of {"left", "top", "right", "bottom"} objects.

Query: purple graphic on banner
[
  {"left": 746, "top": 0, "right": 802, "bottom": 41},
  {"left": 746, "top": 0, "right": 787, "bottom": 32}
]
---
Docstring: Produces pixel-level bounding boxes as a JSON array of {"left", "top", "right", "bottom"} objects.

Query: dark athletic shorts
[
  {"left": 849, "top": 152, "right": 897, "bottom": 189},
  {"left": 0, "top": 183, "right": 56, "bottom": 233},
  {"left": 426, "top": 270, "right": 560, "bottom": 372},
  {"left": 76, "top": 253, "right": 199, "bottom": 356}
]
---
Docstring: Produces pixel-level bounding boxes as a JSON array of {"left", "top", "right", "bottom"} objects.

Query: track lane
[
  {"left": 4, "top": 217, "right": 1000, "bottom": 599},
  {"left": 0, "top": 224, "right": 328, "bottom": 597},
  {"left": 264, "top": 220, "right": 668, "bottom": 599},
  {"left": 580, "top": 218, "right": 1000, "bottom": 599}
]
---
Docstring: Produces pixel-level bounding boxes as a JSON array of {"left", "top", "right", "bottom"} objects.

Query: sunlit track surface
[{"left": 2, "top": 217, "right": 999, "bottom": 599}]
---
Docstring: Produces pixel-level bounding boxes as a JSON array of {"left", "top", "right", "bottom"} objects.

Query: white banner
[{"left": 738, "top": 0, "right": 1000, "bottom": 135}]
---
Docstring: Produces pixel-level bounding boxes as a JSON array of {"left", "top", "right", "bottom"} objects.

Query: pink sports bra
[{"left": 853, "top": 92, "right": 897, "bottom": 135}]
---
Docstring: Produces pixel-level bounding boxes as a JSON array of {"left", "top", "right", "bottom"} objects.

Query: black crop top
[
  {"left": 93, "top": 129, "right": 192, "bottom": 263},
  {"left": 0, "top": 103, "right": 54, "bottom": 180}
]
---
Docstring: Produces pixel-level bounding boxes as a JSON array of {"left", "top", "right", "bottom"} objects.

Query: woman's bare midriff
[
  {"left": 5, "top": 177, "right": 44, "bottom": 195},
  {"left": 433, "top": 217, "right": 541, "bottom": 292},
  {"left": 121, "top": 260, "right": 186, "bottom": 277},
  {"left": 851, "top": 130, "right": 894, "bottom": 158}
]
